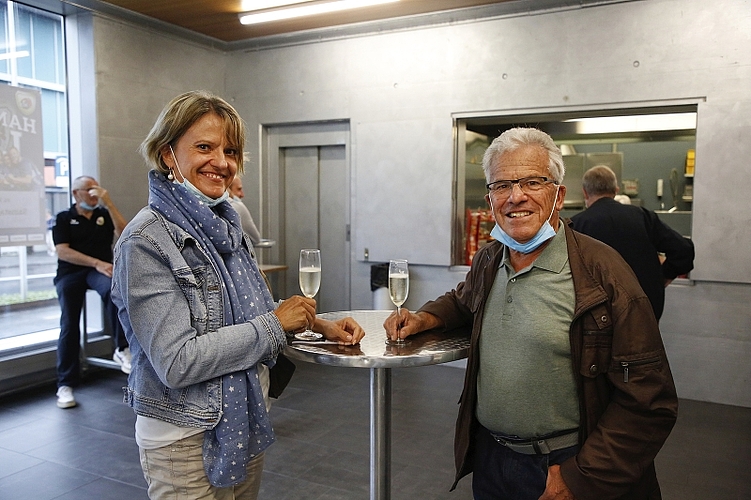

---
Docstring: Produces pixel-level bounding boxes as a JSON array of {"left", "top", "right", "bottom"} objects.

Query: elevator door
[{"left": 281, "top": 145, "right": 348, "bottom": 313}]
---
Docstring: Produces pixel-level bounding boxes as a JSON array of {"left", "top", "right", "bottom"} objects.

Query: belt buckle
[
  {"left": 493, "top": 436, "right": 535, "bottom": 455},
  {"left": 492, "top": 435, "right": 557, "bottom": 455},
  {"left": 492, "top": 430, "right": 578, "bottom": 455},
  {"left": 533, "top": 439, "right": 551, "bottom": 454}
]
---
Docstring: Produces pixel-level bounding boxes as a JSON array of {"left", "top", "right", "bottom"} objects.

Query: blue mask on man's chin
[
  {"left": 489, "top": 185, "right": 560, "bottom": 254},
  {"left": 491, "top": 220, "right": 557, "bottom": 254},
  {"left": 78, "top": 201, "right": 98, "bottom": 211}
]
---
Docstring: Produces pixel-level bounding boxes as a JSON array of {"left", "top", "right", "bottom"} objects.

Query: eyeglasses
[{"left": 485, "top": 176, "right": 557, "bottom": 196}]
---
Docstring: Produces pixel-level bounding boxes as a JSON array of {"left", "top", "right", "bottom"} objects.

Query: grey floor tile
[
  {"left": 0, "top": 461, "right": 98, "bottom": 500},
  {"left": 655, "top": 399, "right": 751, "bottom": 500},
  {"left": 0, "top": 407, "right": 34, "bottom": 433},
  {"left": 51, "top": 477, "right": 148, "bottom": 500},
  {"left": 0, "top": 414, "right": 76, "bottom": 453},
  {"left": 1, "top": 359, "right": 750, "bottom": 499},
  {"left": 259, "top": 470, "right": 358, "bottom": 500},
  {"left": 27, "top": 428, "right": 145, "bottom": 486},
  {"left": 0, "top": 447, "right": 44, "bottom": 480}
]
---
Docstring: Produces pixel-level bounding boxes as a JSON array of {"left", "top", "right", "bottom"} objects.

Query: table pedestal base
[
  {"left": 370, "top": 367, "right": 391, "bottom": 500},
  {"left": 285, "top": 311, "right": 469, "bottom": 500}
]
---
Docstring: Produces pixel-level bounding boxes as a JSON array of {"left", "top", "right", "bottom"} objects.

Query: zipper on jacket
[{"left": 620, "top": 356, "right": 660, "bottom": 383}]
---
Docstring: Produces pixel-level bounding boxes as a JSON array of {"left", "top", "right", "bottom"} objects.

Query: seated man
[{"left": 52, "top": 176, "right": 130, "bottom": 409}]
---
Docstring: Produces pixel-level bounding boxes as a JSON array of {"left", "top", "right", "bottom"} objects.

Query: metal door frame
[{"left": 261, "top": 120, "right": 351, "bottom": 306}]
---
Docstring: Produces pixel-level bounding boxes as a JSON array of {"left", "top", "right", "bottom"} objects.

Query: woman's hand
[
  {"left": 273, "top": 295, "right": 316, "bottom": 333},
  {"left": 315, "top": 317, "right": 365, "bottom": 345}
]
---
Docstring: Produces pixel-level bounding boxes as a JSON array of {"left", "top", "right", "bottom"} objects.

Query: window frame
[{"left": 452, "top": 100, "right": 701, "bottom": 267}]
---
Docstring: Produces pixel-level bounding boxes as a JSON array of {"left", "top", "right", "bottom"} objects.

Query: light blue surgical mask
[
  {"left": 181, "top": 177, "right": 230, "bottom": 207},
  {"left": 489, "top": 185, "right": 560, "bottom": 254},
  {"left": 78, "top": 201, "right": 98, "bottom": 211},
  {"left": 169, "top": 146, "right": 229, "bottom": 207}
]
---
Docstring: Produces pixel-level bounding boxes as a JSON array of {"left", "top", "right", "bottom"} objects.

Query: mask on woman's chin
[
  {"left": 489, "top": 185, "right": 559, "bottom": 254},
  {"left": 179, "top": 177, "right": 229, "bottom": 207},
  {"left": 168, "top": 145, "right": 229, "bottom": 207}
]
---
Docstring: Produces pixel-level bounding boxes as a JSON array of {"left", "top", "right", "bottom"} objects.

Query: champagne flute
[
  {"left": 296, "top": 249, "right": 322, "bottom": 340},
  {"left": 386, "top": 259, "right": 409, "bottom": 345}
]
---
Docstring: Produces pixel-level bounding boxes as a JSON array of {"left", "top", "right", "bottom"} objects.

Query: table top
[
  {"left": 284, "top": 310, "right": 470, "bottom": 369},
  {"left": 254, "top": 239, "right": 276, "bottom": 248},
  {"left": 259, "top": 263, "right": 288, "bottom": 273}
]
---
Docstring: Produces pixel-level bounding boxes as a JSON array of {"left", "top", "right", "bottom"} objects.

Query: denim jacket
[{"left": 111, "top": 207, "right": 287, "bottom": 428}]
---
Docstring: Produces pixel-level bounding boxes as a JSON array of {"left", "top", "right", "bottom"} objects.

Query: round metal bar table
[{"left": 284, "top": 310, "right": 470, "bottom": 500}]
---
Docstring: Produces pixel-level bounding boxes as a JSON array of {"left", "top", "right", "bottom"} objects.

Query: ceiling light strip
[
  {"left": 239, "top": 0, "right": 399, "bottom": 25},
  {"left": 565, "top": 113, "right": 697, "bottom": 134},
  {"left": 241, "top": 0, "right": 315, "bottom": 12}
]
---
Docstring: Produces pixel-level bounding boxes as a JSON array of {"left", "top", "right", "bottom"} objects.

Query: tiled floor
[{"left": 0, "top": 361, "right": 749, "bottom": 500}]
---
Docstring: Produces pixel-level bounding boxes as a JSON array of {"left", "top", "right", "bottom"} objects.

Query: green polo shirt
[{"left": 476, "top": 225, "right": 579, "bottom": 438}]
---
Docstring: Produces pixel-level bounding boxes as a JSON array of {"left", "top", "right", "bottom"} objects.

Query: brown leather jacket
[{"left": 420, "top": 224, "right": 678, "bottom": 500}]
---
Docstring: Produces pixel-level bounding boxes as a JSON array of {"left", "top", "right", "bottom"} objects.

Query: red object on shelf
[{"left": 465, "top": 209, "right": 495, "bottom": 265}]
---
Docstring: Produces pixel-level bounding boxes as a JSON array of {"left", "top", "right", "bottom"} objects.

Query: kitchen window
[{"left": 453, "top": 103, "right": 698, "bottom": 266}]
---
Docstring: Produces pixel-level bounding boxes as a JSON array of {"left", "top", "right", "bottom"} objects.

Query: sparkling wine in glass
[
  {"left": 297, "top": 249, "right": 322, "bottom": 340},
  {"left": 386, "top": 259, "right": 409, "bottom": 345}
]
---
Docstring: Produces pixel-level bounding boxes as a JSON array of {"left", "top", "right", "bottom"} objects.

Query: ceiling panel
[{"left": 99, "top": 0, "right": 515, "bottom": 42}]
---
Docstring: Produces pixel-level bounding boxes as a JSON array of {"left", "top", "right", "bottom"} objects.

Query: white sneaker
[
  {"left": 56, "top": 386, "right": 76, "bottom": 409},
  {"left": 113, "top": 347, "right": 132, "bottom": 374}
]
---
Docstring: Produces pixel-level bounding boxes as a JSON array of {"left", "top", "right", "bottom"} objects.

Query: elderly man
[
  {"left": 52, "top": 176, "right": 129, "bottom": 408},
  {"left": 571, "top": 165, "right": 694, "bottom": 320},
  {"left": 228, "top": 175, "right": 262, "bottom": 246},
  {"left": 384, "top": 128, "right": 677, "bottom": 500}
]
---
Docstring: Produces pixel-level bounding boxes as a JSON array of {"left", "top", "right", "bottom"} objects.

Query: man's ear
[{"left": 555, "top": 183, "right": 567, "bottom": 210}]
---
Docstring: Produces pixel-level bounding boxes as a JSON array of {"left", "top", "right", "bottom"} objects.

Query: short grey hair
[
  {"left": 582, "top": 165, "right": 618, "bottom": 196},
  {"left": 482, "top": 127, "right": 565, "bottom": 184},
  {"left": 72, "top": 175, "right": 96, "bottom": 191}
]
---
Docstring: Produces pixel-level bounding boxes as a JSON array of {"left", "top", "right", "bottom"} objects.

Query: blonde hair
[{"left": 139, "top": 90, "right": 246, "bottom": 175}]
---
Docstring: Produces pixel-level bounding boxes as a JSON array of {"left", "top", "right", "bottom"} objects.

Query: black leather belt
[{"left": 490, "top": 430, "right": 579, "bottom": 455}]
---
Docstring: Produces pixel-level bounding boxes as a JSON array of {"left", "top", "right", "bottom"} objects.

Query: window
[
  {"left": 0, "top": 1, "right": 67, "bottom": 354},
  {"left": 454, "top": 104, "right": 698, "bottom": 266}
]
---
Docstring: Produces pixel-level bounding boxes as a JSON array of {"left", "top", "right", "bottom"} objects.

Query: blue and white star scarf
[{"left": 149, "top": 170, "right": 277, "bottom": 487}]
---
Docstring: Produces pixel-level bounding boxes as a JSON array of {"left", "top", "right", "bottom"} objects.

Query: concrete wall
[
  {"left": 85, "top": 15, "right": 228, "bottom": 218},
  {"left": 89, "top": 0, "right": 751, "bottom": 407}
]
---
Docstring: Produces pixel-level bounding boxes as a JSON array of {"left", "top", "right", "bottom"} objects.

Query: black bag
[{"left": 268, "top": 352, "right": 296, "bottom": 399}]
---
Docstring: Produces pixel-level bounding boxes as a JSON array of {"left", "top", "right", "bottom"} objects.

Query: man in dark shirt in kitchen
[
  {"left": 571, "top": 165, "right": 695, "bottom": 320},
  {"left": 52, "top": 175, "right": 129, "bottom": 409}
]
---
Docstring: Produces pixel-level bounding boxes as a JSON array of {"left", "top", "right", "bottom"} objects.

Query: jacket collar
[{"left": 564, "top": 223, "right": 610, "bottom": 317}]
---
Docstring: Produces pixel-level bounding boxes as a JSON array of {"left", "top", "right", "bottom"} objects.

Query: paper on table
[{"left": 291, "top": 340, "right": 340, "bottom": 345}]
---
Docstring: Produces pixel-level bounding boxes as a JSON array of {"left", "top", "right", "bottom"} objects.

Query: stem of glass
[{"left": 395, "top": 305, "right": 403, "bottom": 343}]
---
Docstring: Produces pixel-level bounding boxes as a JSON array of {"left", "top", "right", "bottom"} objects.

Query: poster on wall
[{"left": 0, "top": 84, "right": 46, "bottom": 248}]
